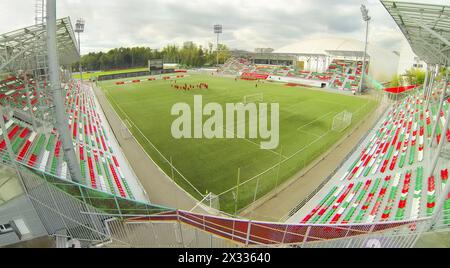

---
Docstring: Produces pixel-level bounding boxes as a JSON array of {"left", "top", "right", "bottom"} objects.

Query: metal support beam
[
  {"left": 0, "top": 108, "right": 17, "bottom": 164},
  {"left": 0, "top": 41, "right": 39, "bottom": 72},
  {"left": 416, "top": 38, "right": 450, "bottom": 64},
  {"left": 418, "top": 23, "right": 450, "bottom": 48},
  {"left": 427, "top": 103, "right": 450, "bottom": 227},
  {"left": 46, "top": 0, "right": 82, "bottom": 183},
  {"left": 423, "top": 66, "right": 429, "bottom": 98},
  {"left": 426, "top": 65, "right": 437, "bottom": 110},
  {"left": 430, "top": 68, "right": 449, "bottom": 147},
  {"left": 24, "top": 73, "right": 38, "bottom": 131},
  {"left": 429, "top": 103, "right": 450, "bottom": 178}
]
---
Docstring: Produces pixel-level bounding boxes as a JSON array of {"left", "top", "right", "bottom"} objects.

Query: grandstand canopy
[
  {"left": 232, "top": 50, "right": 327, "bottom": 58},
  {"left": 291, "top": 52, "right": 328, "bottom": 57},
  {"left": 325, "top": 50, "right": 368, "bottom": 59},
  {"left": 0, "top": 17, "right": 79, "bottom": 72},
  {"left": 381, "top": 0, "right": 450, "bottom": 65}
]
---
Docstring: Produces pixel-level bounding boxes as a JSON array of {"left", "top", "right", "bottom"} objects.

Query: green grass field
[{"left": 99, "top": 74, "right": 378, "bottom": 213}]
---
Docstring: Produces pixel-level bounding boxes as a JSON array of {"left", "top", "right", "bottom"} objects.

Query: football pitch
[{"left": 99, "top": 74, "right": 378, "bottom": 213}]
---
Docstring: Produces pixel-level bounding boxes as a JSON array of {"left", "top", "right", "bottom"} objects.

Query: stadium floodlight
[
  {"left": 75, "top": 18, "right": 85, "bottom": 33},
  {"left": 360, "top": 4, "right": 371, "bottom": 22},
  {"left": 214, "top": 24, "right": 223, "bottom": 66},
  {"left": 359, "top": 5, "right": 371, "bottom": 94},
  {"left": 75, "top": 18, "right": 85, "bottom": 82}
]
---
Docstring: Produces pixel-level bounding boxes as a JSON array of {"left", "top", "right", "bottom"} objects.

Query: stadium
[{"left": 0, "top": 0, "right": 449, "bottom": 249}]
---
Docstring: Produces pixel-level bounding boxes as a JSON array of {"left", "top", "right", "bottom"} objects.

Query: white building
[
  {"left": 397, "top": 38, "right": 427, "bottom": 75},
  {"left": 275, "top": 37, "right": 400, "bottom": 83}
]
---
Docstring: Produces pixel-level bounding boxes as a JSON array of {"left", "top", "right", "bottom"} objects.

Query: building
[{"left": 397, "top": 38, "right": 427, "bottom": 75}]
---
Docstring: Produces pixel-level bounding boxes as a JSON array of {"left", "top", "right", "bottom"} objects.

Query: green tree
[
  {"left": 436, "top": 67, "right": 449, "bottom": 81},
  {"left": 390, "top": 74, "right": 401, "bottom": 87},
  {"left": 73, "top": 42, "right": 232, "bottom": 71},
  {"left": 404, "top": 68, "right": 426, "bottom": 85}
]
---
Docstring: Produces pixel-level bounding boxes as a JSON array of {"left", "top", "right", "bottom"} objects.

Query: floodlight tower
[
  {"left": 35, "top": 0, "right": 46, "bottom": 25},
  {"left": 359, "top": 4, "right": 371, "bottom": 94},
  {"left": 214, "top": 24, "right": 223, "bottom": 66},
  {"left": 75, "top": 18, "right": 85, "bottom": 82}
]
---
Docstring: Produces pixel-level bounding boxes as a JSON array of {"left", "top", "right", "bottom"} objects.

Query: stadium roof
[
  {"left": 325, "top": 50, "right": 368, "bottom": 58},
  {"left": 231, "top": 50, "right": 327, "bottom": 58},
  {"left": 381, "top": 0, "right": 450, "bottom": 65},
  {"left": 0, "top": 17, "right": 79, "bottom": 72},
  {"left": 290, "top": 52, "right": 328, "bottom": 57}
]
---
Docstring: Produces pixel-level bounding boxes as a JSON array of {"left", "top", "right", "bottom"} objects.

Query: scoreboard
[{"left": 149, "top": 59, "right": 164, "bottom": 72}]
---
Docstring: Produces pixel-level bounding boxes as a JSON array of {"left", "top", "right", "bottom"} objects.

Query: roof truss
[
  {"left": 0, "top": 17, "right": 80, "bottom": 73},
  {"left": 381, "top": 0, "right": 450, "bottom": 66}
]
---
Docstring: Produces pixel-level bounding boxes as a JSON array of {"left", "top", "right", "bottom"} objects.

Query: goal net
[
  {"left": 120, "top": 119, "right": 133, "bottom": 139},
  {"left": 243, "top": 93, "right": 264, "bottom": 104},
  {"left": 201, "top": 192, "right": 220, "bottom": 212},
  {"left": 332, "top": 110, "right": 353, "bottom": 132}
]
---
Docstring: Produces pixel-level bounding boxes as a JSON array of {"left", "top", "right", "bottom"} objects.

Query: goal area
[
  {"left": 332, "top": 110, "right": 353, "bottom": 132},
  {"left": 243, "top": 93, "right": 264, "bottom": 104}
]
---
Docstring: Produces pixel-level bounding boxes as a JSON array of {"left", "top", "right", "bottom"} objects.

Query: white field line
[
  {"left": 316, "top": 99, "right": 346, "bottom": 107},
  {"left": 226, "top": 128, "right": 288, "bottom": 159},
  {"left": 216, "top": 117, "right": 288, "bottom": 159},
  {"left": 286, "top": 130, "right": 332, "bottom": 159},
  {"left": 297, "top": 111, "right": 334, "bottom": 131},
  {"left": 219, "top": 87, "right": 375, "bottom": 195},
  {"left": 107, "top": 81, "right": 286, "bottom": 159},
  {"left": 298, "top": 129, "right": 321, "bottom": 139},
  {"left": 217, "top": 129, "right": 332, "bottom": 197},
  {"left": 104, "top": 78, "right": 368, "bottom": 198},
  {"left": 103, "top": 89, "right": 205, "bottom": 198}
]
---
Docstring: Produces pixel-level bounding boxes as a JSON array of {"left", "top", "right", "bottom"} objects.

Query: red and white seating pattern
[
  {"left": 301, "top": 90, "right": 450, "bottom": 224},
  {"left": 0, "top": 79, "right": 136, "bottom": 200}
]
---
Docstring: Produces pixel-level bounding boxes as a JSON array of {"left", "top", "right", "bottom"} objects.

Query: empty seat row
[
  {"left": 342, "top": 94, "right": 449, "bottom": 181},
  {"left": 302, "top": 167, "right": 447, "bottom": 224},
  {"left": 0, "top": 80, "right": 136, "bottom": 200}
]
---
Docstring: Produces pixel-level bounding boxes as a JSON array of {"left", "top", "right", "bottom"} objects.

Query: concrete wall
[{"left": 0, "top": 195, "right": 47, "bottom": 247}]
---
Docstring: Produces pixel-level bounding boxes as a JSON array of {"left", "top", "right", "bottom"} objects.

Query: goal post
[
  {"left": 243, "top": 93, "right": 264, "bottom": 104},
  {"left": 332, "top": 110, "right": 353, "bottom": 132}
]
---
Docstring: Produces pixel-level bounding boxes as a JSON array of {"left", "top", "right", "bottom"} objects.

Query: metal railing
[{"left": 103, "top": 210, "right": 433, "bottom": 248}]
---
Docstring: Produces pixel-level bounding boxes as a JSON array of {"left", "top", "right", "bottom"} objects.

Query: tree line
[
  {"left": 73, "top": 42, "right": 231, "bottom": 72},
  {"left": 390, "top": 67, "right": 448, "bottom": 87},
  {"left": 390, "top": 68, "right": 425, "bottom": 87}
]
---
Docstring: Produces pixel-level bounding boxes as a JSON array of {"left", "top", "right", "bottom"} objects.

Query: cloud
[{"left": 0, "top": 0, "right": 406, "bottom": 54}]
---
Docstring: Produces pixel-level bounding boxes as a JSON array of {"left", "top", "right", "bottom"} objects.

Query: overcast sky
[{"left": 0, "top": 0, "right": 447, "bottom": 55}]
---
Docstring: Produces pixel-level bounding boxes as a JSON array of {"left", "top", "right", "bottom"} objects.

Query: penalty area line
[
  {"left": 216, "top": 120, "right": 288, "bottom": 159},
  {"left": 297, "top": 111, "right": 334, "bottom": 131},
  {"left": 103, "top": 90, "right": 204, "bottom": 198}
]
